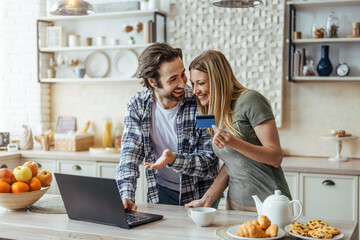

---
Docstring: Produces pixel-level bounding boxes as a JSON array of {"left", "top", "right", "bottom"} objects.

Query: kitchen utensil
[
  {"left": 113, "top": 50, "right": 138, "bottom": 78},
  {"left": 73, "top": 67, "right": 86, "bottom": 78},
  {"left": 85, "top": 51, "right": 110, "bottom": 78},
  {"left": 187, "top": 207, "right": 216, "bottom": 227},
  {"left": 320, "top": 135, "right": 358, "bottom": 162},
  {"left": 252, "top": 190, "right": 303, "bottom": 229}
]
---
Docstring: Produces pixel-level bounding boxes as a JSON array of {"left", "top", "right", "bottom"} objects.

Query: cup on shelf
[
  {"left": 69, "top": 34, "right": 80, "bottom": 47},
  {"left": 85, "top": 37, "right": 93, "bottom": 46},
  {"left": 97, "top": 36, "right": 107, "bottom": 46},
  {"left": 73, "top": 67, "right": 86, "bottom": 78},
  {"left": 352, "top": 22, "right": 360, "bottom": 36},
  {"left": 110, "top": 38, "right": 120, "bottom": 46}
]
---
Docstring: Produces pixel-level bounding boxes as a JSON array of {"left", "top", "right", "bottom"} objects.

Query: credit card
[{"left": 196, "top": 115, "right": 216, "bottom": 128}]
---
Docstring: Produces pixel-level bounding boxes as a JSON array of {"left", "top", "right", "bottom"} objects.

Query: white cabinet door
[
  {"left": 96, "top": 162, "right": 146, "bottom": 204},
  {"left": 300, "top": 173, "right": 358, "bottom": 221},
  {"left": 57, "top": 160, "right": 96, "bottom": 176},
  {"left": 20, "top": 158, "right": 58, "bottom": 194},
  {"left": 0, "top": 158, "right": 20, "bottom": 171},
  {"left": 284, "top": 172, "right": 300, "bottom": 215}
]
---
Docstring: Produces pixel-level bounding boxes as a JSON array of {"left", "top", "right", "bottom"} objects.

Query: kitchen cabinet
[
  {"left": 20, "top": 158, "right": 57, "bottom": 194},
  {"left": 286, "top": 0, "right": 360, "bottom": 82},
  {"left": 96, "top": 162, "right": 146, "bottom": 204},
  {"left": 57, "top": 159, "right": 96, "bottom": 176},
  {"left": 284, "top": 171, "right": 300, "bottom": 215},
  {"left": 36, "top": 10, "right": 167, "bottom": 83},
  {"left": 300, "top": 173, "right": 358, "bottom": 222},
  {"left": 0, "top": 158, "right": 19, "bottom": 171}
]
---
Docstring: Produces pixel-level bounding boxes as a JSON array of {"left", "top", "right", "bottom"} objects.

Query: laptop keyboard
[{"left": 126, "top": 214, "right": 151, "bottom": 225}]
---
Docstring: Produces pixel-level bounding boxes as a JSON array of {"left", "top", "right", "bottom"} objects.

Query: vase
[{"left": 316, "top": 45, "right": 333, "bottom": 76}]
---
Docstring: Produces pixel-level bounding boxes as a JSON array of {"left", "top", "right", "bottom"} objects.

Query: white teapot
[{"left": 252, "top": 190, "right": 303, "bottom": 229}]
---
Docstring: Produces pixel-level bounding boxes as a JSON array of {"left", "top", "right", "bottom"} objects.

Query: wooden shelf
[
  {"left": 288, "top": 38, "right": 360, "bottom": 44},
  {"left": 40, "top": 44, "right": 150, "bottom": 52},
  {"left": 287, "top": 0, "right": 360, "bottom": 8},
  {"left": 40, "top": 78, "right": 141, "bottom": 83},
  {"left": 38, "top": 10, "right": 166, "bottom": 21},
  {"left": 290, "top": 76, "right": 360, "bottom": 82}
]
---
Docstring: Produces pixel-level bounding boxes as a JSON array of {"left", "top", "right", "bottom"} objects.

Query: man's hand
[
  {"left": 185, "top": 198, "right": 209, "bottom": 208},
  {"left": 122, "top": 198, "right": 137, "bottom": 212},
  {"left": 144, "top": 149, "right": 176, "bottom": 169}
]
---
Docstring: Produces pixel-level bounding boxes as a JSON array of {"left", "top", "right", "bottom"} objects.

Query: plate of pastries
[
  {"left": 227, "top": 215, "right": 285, "bottom": 239},
  {"left": 285, "top": 219, "right": 343, "bottom": 239}
]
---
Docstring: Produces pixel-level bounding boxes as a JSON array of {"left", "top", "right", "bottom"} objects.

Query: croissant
[{"left": 236, "top": 222, "right": 268, "bottom": 238}]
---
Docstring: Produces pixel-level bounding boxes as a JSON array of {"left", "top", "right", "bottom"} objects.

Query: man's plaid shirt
[{"left": 115, "top": 87, "right": 219, "bottom": 205}]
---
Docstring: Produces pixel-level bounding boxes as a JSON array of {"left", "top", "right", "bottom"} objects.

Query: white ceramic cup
[
  {"left": 97, "top": 36, "right": 106, "bottom": 46},
  {"left": 110, "top": 38, "right": 120, "bottom": 45},
  {"left": 187, "top": 207, "right": 216, "bottom": 227}
]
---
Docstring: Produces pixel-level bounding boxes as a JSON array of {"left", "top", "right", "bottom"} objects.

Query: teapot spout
[{"left": 252, "top": 195, "right": 263, "bottom": 215}]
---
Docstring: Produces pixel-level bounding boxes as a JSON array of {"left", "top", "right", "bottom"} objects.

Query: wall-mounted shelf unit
[
  {"left": 37, "top": 10, "right": 167, "bottom": 83},
  {"left": 287, "top": 0, "right": 360, "bottom": 82}
]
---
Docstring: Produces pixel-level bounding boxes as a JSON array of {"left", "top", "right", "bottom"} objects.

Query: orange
[
  {"left": 29, "top": 177, "right": 41, "bottom": 191},
  {"left": 11, "top": 182, "right": 29, "bottom": 193},
  {"left": 0, "top": 181, "right": 11, "bottom": 193}
]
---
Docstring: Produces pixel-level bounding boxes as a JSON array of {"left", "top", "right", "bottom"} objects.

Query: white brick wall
[{"left": 0, "top": 0, "right": 51, "bottom": 141}]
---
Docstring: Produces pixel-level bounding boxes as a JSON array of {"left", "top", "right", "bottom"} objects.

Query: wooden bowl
[{"left": 0, "top": 187, "right": 49, "bottom": 210}]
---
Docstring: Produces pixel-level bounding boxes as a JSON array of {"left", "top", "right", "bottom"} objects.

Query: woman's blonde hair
[{"left": 189, "top": 50, "right": 247, "bottom": 136}]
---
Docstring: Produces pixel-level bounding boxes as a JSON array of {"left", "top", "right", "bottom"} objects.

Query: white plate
[
  {"left": 85, "top": 51, "right": 110, "bottom": 78},
  {"left": 226, "top": 225, "right": 285, "bottom": 240},
  {"left": 113, "top": 49, "right": 138, "bottom": 78},
  {"left": 284, "top": 225, "right": 344, "bottom": 240}
]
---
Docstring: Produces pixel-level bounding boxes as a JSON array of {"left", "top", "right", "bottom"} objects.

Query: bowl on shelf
[{"left": 0, "top": 187, "right": 49, "bottom": 210}]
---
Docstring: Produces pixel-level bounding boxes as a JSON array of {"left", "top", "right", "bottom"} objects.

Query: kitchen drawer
[
  {"left": 57, "top": 160, "right": 96, "bottom": 177},
  {"left": 21, "top": 158, "right": 58, "bottom": 194},
  {"left": 300, "top": 173, "right": 358, "bottom": 221},
  {"left": 0, "top": 158, "right": 20, "bottom": 170},
  {"left": 97, "top": 162, "right": 117, "bottom": 179}
]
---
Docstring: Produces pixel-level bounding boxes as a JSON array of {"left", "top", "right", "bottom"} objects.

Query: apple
[
  {"left": 0, "top": 168, "right": 13, "bottom": 184},
  {"left": 36, "top": 170, "right": 52, "bottom": 187},
  {"left": 23, "top": 161, "right": 39, "bottom": 177},
  {"left": 13, "top": 166, "right": 33, "bottom": 182}
]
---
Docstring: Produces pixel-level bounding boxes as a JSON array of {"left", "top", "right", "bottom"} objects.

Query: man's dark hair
[{"left": 138, "top": 42, "right": 182, "bottom": 91}]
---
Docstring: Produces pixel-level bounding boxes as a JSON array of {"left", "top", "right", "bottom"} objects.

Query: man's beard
[{"left": 164, "top": 90, "right": 185, "bottom": 102}]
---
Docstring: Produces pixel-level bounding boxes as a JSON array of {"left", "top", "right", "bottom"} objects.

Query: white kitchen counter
[{"left": 1, "top": 150, "right": 360, "bottom": 175}]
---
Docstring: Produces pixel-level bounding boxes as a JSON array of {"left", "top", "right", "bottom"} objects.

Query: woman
[{"left": 145, "top": 50, "right": 291, "bottom": 211}]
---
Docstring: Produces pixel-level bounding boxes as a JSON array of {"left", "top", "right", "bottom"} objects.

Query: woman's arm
[
  {"left": 185, "top": 164, "right": 229, "bottom": 207},
  {"left": 212, "top": 119, "right": 282, "bottom": 168}
]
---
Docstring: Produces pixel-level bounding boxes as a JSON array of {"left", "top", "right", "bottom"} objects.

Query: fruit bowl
[{"left": 0, "top": 187, "right": 49, "bottom": 210}]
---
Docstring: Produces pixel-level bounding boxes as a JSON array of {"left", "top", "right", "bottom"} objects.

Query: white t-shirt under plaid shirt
[{"left": 115, "top": 87, "right": 219, "bottom": 205}]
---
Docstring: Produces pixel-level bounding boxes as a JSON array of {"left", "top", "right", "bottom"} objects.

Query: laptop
[{"left": 55, "top": 173, "right": 163, "bottom": 229}]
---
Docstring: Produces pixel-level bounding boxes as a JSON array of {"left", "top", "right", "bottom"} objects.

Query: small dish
[
  {"left": 226, "top": 225, "right": 285, "bottom": 240},
  {"left": 85, "top": 51, "right": 110, "bottom": 78},
  {"left": 284, "top": 225, "right": 344, "bottom": 240},
  {"left": 113, "top": 50, "right": 138, "bottom": 78}
]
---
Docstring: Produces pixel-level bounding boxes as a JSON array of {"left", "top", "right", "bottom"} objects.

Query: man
[{"left": 115, "top": 43, "right": 219, "bottom": 211}]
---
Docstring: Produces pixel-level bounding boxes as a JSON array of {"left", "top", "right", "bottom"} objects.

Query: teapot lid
[{"left": 265, "top": 190, "right": 289, "bottom": 202}]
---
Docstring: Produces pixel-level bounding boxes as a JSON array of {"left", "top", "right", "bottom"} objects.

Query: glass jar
[
  {"left": 303, "top": 60, "right": 316, "bottom": 76},
  {"left": 114, "top": 123, "right": 123, "bottom": 149},
  {"left": 311, "top": 23, "right": 324, "bottom": 39},
  {"left": 326, "top": 11, "right": 339, "bottom": 38},
  {"left": 102, "top": 118, "right": 113, "bottom": 148}
]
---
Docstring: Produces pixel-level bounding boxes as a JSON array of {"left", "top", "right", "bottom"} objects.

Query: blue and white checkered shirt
[{"left": 115, "top": 87, "right": 219, "bottom": 205}]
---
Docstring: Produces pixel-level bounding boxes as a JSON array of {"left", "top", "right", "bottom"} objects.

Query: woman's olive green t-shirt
[{"left": 212, "top": 90, "right": 291, "bottom": 205}]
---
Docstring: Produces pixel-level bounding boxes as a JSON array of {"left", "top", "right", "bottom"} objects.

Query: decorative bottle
[
  {"left": 316, "top": 45, "right": 333, "bottom": 76},
  {"left": 102, "top": 118, "right": 113, "bottom": 148}
]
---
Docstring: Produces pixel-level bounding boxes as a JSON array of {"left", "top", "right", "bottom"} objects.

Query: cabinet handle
[
  {"left": 322, "top": 179, "right": 335, "bottom": 186},
  {"left": 72, "top": 165, "right": 81, "bottom": 171},
  {"left": 36, "top": 163, "right": 42, "bottom": 168},
  {"left": 0, "top": 164, "right": 7, "bottom": 168}
]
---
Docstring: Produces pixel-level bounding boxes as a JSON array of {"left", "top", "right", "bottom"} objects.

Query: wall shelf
[
  {"left": 38, "top": 10, "right": 166, "bottom": 21},
  {"left": 289, "top": 76, "right": 360, "bottom": 82},
  {"left": 287, "top": 38, "right": 360, "bottom": 44},
  {"left": 287, "top": 0, "right": 360, "bottom": 8},
  {"left": 40, "top": 44, "right": 151, "bottom": 53},
  {"left": 40, "top": 78, "right": 141, "bottom": 84}
]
